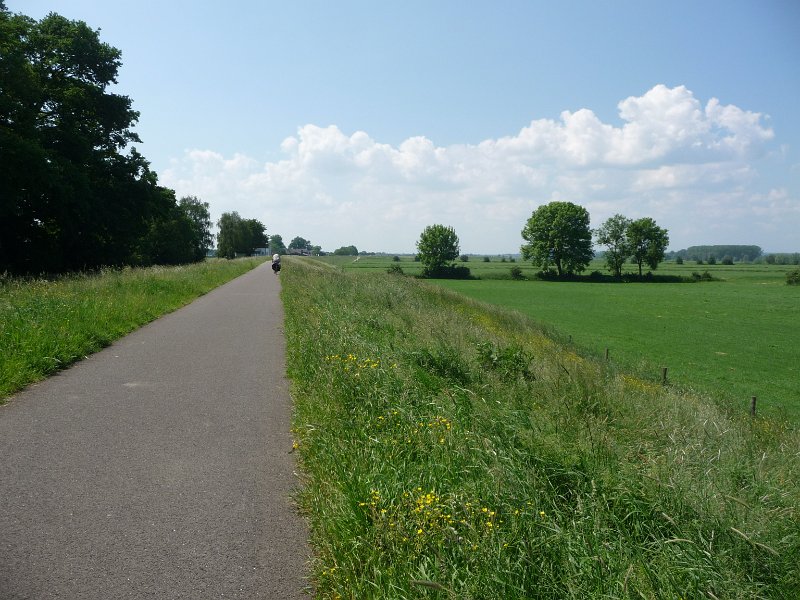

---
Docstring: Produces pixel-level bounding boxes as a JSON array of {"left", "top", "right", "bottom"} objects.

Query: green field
[
  {"left": 317, "top": 256, "right": 800, "bottom": 422},
  {"left": 283, "top": 258, "right": 799, "bottom": 598}
]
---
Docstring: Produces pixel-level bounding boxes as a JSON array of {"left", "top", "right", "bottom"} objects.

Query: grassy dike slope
[
  {"left": 0, "top": 258, "right": 265, "bottom": 401},
  {"left": 282, "top": 258, "right": 798, "bottom": 599}
]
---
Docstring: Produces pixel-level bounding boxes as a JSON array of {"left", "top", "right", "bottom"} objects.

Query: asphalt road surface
[{"left": 0, "top": 264, "right": 310, "bottom": 599}]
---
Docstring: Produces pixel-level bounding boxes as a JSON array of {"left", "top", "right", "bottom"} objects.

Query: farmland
[
  {"left": 283, "top": 257, "right": 799, "bottom": 598},
  {"left": 318, "top": 256, "right": 800, "bottom": 422}
]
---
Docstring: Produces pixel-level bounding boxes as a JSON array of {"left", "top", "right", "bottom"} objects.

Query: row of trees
[
  {"left": 1, "top": 6, "right": 215, "bottom": 274},
  {"left": 416, "top": 202, "right": 670, "bottom": 278},
  {"left": 521, "top": 202, "right": 669, "bottom": 277}
]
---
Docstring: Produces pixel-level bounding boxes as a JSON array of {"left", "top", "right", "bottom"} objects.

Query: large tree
[
  {"left": 416, "top": 224, "right": 460, "bottom": 276},
  {"left": 216, "top": 212, "right": 267, "bottom": 259},
  {"left": 178, "top": 196, "right": 213, "bottom": 261},
  {"left": 288, "top": 236, "right": 312, "bottom": 252},
  {"left": 595, "top": 214, "right": 632, "bottom": 277},
  {"left": 627, "top": 217, "right": 669, "bottom": 276},
  {"left": 521, "top": 202, "right": 593, "bottom": 276},
  {"left": 269, "top": 234, "right": 287, "bottom": 255},
  {"left": 0, "top": 7, "right": 178, "bottom": 273}
]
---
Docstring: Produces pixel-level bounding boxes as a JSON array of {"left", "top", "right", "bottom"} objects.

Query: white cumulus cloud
[{"left": 161, "top": 84, "right": 796, "bottom": 253}]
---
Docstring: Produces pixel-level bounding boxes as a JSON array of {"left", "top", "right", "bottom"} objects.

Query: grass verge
[
  {"left": 0, "top": 258, "right": 265, "bottom": 402},
  {"left": 282, "top": 258, "right": 799, "bottom": 599}
]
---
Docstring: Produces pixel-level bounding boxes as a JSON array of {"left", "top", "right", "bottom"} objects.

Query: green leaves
[
  {"left": 416, "top": 224, "right": 460, "bottom": 276},
  {"left": 520, "top": 202, "right": 593, "bottom": 276}
]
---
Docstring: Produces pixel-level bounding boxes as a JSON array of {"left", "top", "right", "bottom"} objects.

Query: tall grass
[
  {"left": 0, "top": 258, "right": 265, "bottom": 401},
  {"left": 282, "top": 259, "right": 799, "bottom": 599}
]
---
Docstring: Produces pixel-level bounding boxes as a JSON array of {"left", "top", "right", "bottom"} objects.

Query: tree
[
  {"left": 627, "top": 217, "right": 669, "bottom": 276},
  {"left": 288, "top": 237, "right": 311, "bottom": 252},
  {"left": 520, "top": 202, "right": 593, "bottom": 276},
  {"left": 269, "top": 234, "right": 287, "bottom": 255},
  {"left": 216, "top": 212, "right": 267, "bottom": 258},
  {"left": 178, "top": 196, "right": 212, "bottom": 261},
  {"left": 416, "top": 224, "right": 460, "bottom": 276},
  {"left": 333, "top": 245, "right": 359, "bottom": 256},
  {"left": 0, "top": 7, "right": 183, "bottom": 274},
  {"left": 595, "top": 214, "right": 631, "bottom": 277}
]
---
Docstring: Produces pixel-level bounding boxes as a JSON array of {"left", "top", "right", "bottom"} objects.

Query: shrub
[
  {"left": 459, "top": 254, "right": 469, "bottom": 262},
  {"left": 483, "top": 256, "right": 490, "bottom": 262},
  {"left": 787, "top": 268, "right": 800, "bottom": 286},
  {"left": 423, "top": 265, "right": 472, "bottom": 279},
  {"left": 691, "top": 271, "right": 715, "bottom": 282},
  {"left": 386, "top": 264, "right": 404, "bottom": 275},
  {"left": 392, "top": 255, "right": 401, "bottom": 262},
  {"left": 675, "top": 256, "right": 684, "bottom": 264},
  {"left": 722, "top": 255, "right": 733, "bottom": 265},
  {"left": 510, "top": 266, "right": 524, "bottom": 280},
  {"left": 707, "top": 256, "right": 717, "bottom": 265}
]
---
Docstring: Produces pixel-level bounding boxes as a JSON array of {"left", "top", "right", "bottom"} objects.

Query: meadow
[
  {"left": 320, "top": 256, "right": 800, "bottom": 422},
  {"left": 282, "top": 257, "right": 799, "bottom": 599},
  {"left": 0, "top": 258, "right": 265, "bottom": 401}
]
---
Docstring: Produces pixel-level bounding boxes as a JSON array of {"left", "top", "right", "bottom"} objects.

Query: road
[{"left": 0, "top": 264, "right": 310, "bottom": 599}]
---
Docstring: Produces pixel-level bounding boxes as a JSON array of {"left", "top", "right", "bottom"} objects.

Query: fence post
[
  {"left": 661, "top": 367, "right": 668, "bottom": 385},
  {"left": 750, "top": 396, "right": 757, "bottom": 417},
  {"left": 605, "top": 348, "right": 609, "bottom": 361}
]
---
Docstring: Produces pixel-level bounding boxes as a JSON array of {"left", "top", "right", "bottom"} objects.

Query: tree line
[
  {"left": 1, "top": 6, "right": 216, "bottom": 275},
  {"left": 415, "top": 202, "right": 669, "bottom": 279}
]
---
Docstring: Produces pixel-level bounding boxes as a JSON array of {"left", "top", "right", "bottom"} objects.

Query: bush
[
  {"left": 459, "top": 254, "right": 469, "bottom": 262},
  {"left": 386, "top": 264, "right": 404, "bottom": 275},
  {"left": 676, "top": 256, "right": 684, "bottom": 264},
  {"left": 691, "top": 271, "right": 715, "bottom": 282},
  {"left": 722, "top": 255, "right": 733, "bottom": 265},
  {"left": 787, "top": 268, "right": 800, "bottom": 286},
  {"left": 423, "top": 265, "right": 472, "bottom": 279},
  {"left": 707, "top": 256, "right": 717, "bottom": 265},
  {"left": 392, "top": 255, "right": 401, "bottom": 262},
  {"left": 483, "top": 256, "right": 490, "bottom": 262},
  {"left": 510, "top": 266, "right": 524, "bottom": 280}
]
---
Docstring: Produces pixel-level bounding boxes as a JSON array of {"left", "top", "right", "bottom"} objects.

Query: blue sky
[{"left": 10, "top": 0, "right": 800, "bottom": 253}]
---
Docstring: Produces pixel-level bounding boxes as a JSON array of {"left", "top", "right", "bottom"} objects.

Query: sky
[{"left": 10, "top": 0, "right": 800, "bottom": 253}]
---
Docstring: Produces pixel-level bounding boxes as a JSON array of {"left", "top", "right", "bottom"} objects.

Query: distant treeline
[
  {"left": 666, "top": 246, "right": 799, "bottom": 265},
  {"left": 669, "top": 245, "right": 763, "bottom": 262}
]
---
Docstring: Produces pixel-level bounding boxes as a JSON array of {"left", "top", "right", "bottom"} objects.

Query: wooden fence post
[
  {"left": 605, "top": 348, "right": 609, "bottom": 361},
  {"left": 750, "top": 396, "right": 757, "bottom": 417},
  {"left": 661, "top": 367, "right": 668, "bottom": 385}
]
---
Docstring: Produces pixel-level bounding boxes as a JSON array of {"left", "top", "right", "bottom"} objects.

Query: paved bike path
[{"left": 0, "top": 264, "right": 310, "bottom": 599}]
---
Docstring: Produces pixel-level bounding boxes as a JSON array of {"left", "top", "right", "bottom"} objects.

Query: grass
[
  {"left": 318, "top": 256, "right": 800, "bottom": 422},
  {"left": 0, "top": 258, "right": 265, "bottom": 401},
  {"left": 282, "top": 258, "right": 799, "bottom": 599}
]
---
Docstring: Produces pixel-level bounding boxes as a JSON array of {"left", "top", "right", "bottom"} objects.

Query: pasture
[
  {"left": 320, "top": 256, "right": 800, "bottom": 422},
  {"left": 283, "top": 257, "right": 799, "bottom": 598}
]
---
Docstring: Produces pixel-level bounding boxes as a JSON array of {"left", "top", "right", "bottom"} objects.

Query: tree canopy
[
  {"left": 595, "top": 214, "right": 632, "bottom": 278},
  {"left": 216, "top": 212, "right": 267, "bottom": 259},
  {"left": 288, "top": 237, "right": 312, "bottom": 252},
  {"left": 0, "top": 7, "right": 206, "bottom": 274},
  {"left": 333, "top": 245, "right": 359, "bottom": 256},
  {"left": 416, "top": 224, "right": 460, "bottom": 276},
  {"left": 520, "top": 202, "right": 593, "bottom": 276},
  {"left": 269, "top": 234, "right": 287, "bottom": 255},
  {"left": 628, "top": 217, "right": 669, "bottom": 276}
]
